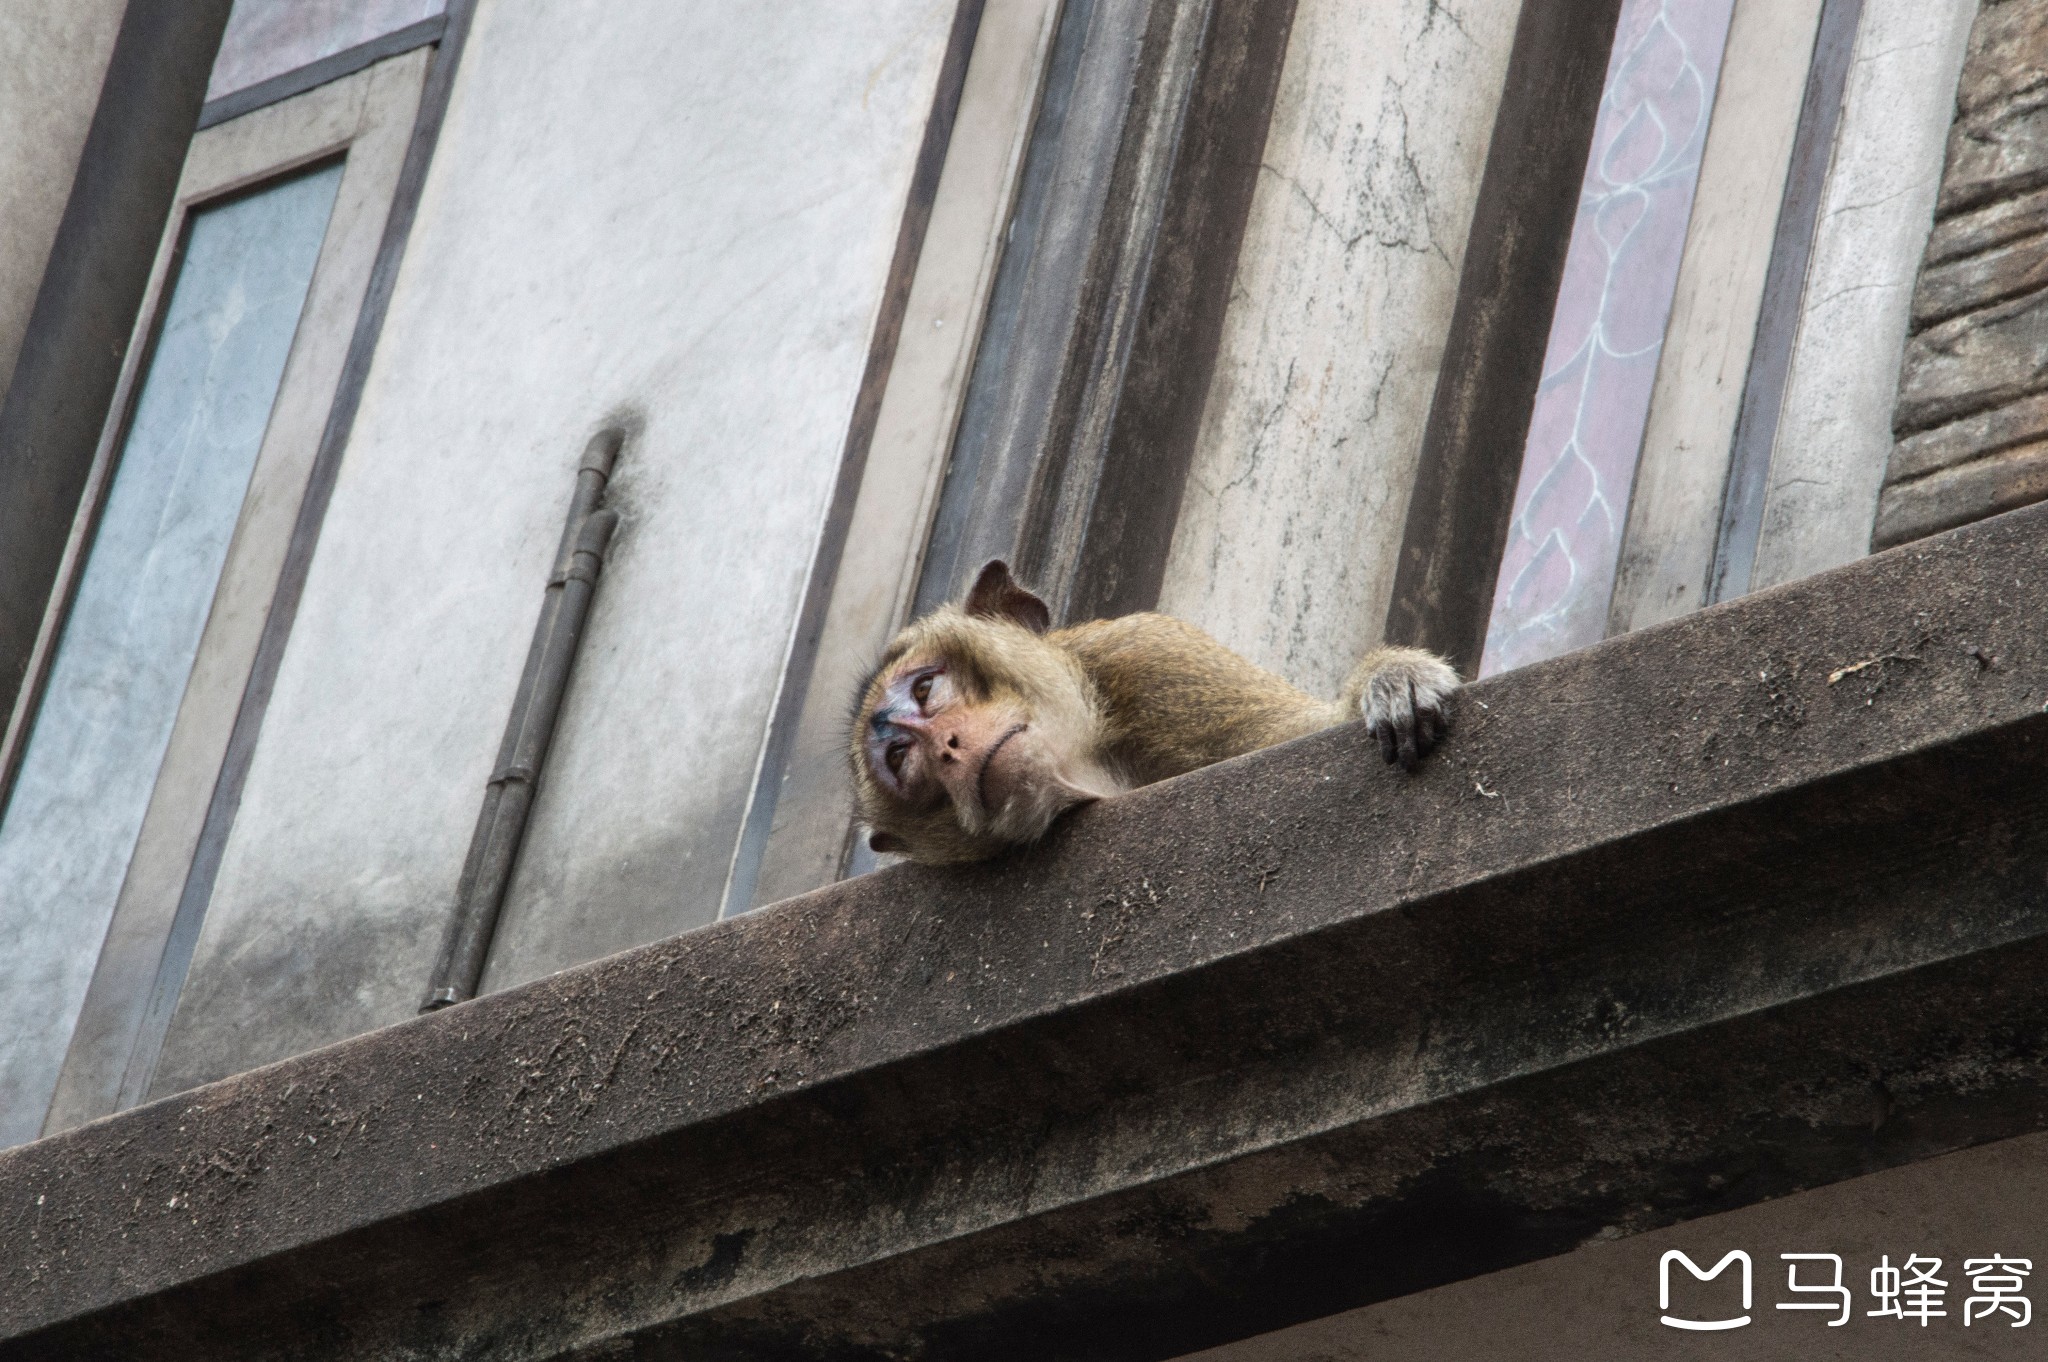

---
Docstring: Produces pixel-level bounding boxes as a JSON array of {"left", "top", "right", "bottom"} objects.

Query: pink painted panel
[
  {"left": 207, "top": 0, "right": 446, "bottom": 101},
  {"left": 1479, "top": 0, "right": 1736, "bottom": 676}
]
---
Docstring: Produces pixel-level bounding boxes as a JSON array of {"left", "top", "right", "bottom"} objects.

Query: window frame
[{"left": 23, "top": 49, "right": 434, "bottom": 1138}]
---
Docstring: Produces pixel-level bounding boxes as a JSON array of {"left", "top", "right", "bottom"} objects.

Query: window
[{"left": 0, "top": 49, "right": 433, "bottom": 1145}]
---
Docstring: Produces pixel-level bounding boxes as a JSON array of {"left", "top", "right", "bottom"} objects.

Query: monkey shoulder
[
  {"left": 1049, "top": 614, "right": 1282, "bottom": 695},
  {"left": 1048, "top": 613, "right": 1324, "bottom": 778},
  {"left": 1049, "top": 612, "right": 1211, "bottom": 665}
]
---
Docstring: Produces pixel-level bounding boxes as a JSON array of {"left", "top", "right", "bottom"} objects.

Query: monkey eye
[
  {"left": 911, "top": 670, "right": 940, "bottom": 707},
  {"left": 884, "top": 740, "right": 910, "bottom": 777}
]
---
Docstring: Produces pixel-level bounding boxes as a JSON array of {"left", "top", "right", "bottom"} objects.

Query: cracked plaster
[{"left": 1155, "top": 0, "right": 1519, "bottom": 699}]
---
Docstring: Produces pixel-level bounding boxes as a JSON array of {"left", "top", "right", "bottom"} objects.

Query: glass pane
[
  {"left": 207, "top": 0, "right": 446, "bottom": 101},
  {"left": 1479, "top": 0, "right": 1737, "bottom": 676},
  {"left": 0, "top": 162, "right": 343, "bottom": 1148}
]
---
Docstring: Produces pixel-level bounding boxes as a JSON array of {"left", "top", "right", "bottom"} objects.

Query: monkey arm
[{"left": 1055, "top": 615, "right": 1459, "bottom": 783}]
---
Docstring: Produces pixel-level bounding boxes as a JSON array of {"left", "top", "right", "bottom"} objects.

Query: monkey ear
[
  {"left": 868, "top": 831, "right": 908, "bottom": 854},
  {"left": 964, "top": 560, "right": 1051, "bottom": 634}
]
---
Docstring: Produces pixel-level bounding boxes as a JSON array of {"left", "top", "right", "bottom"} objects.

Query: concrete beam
[{"left": 6, "top": 502, "right": 2048, "bottom": 1359}]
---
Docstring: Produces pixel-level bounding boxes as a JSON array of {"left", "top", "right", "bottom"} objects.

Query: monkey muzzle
[{"left": 971, "top": 723, "right": 1115, "bottom": 844}]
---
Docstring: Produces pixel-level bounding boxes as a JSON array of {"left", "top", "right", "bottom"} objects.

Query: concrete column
[
  {"left": 1747, "top": 0, "right": 1976, "bottom": 590},
  {"left": 1607, "top": 0, "right": 1826, "bottom": 634},
  {"left": 0, "top": 5, "right": 128, "bottom": 401},
  {"left": 1155, "top": 0, "right": 1521, "bottom": 699}
]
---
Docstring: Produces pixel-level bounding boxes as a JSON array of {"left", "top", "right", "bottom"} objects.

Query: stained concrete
[
  {"left": 146, "top": 0, "right": 963, "bottom": 1096},
  {"left": 0, "top": 5, "right": 127, "bottom": 402},
  {"left": 6, "top": 500, "right": 2048, "bottom": 1360},
  {"left": 1155, "top": 0, "right": 1519, "bottom": 699}
]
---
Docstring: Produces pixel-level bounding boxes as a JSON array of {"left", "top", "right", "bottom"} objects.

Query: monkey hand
[{"left": 1349, "top": 647, "right": 1459, "bottom": 773}]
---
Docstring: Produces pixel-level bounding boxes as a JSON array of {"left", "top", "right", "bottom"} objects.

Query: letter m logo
[{"left": 1660, "top": 1249, "right": 1752, "bottom": 1330}]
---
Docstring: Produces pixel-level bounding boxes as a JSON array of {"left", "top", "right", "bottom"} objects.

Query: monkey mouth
[{"left": 974, "top": 723, "right": 1029, "bottom": 815}]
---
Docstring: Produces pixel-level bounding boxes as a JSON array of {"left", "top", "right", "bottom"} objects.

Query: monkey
[{"left": 852, "top": 560, "right": 1459, "bottom": 864}]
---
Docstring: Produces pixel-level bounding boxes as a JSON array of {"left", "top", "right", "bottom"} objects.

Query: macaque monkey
[{"left": 852, "top": 560, "right": 1459, "bottom": 864}]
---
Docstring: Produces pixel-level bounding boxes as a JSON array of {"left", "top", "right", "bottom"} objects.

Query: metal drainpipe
[{"left": 422, "top": 429, "right": 622, "bottom": 1010}]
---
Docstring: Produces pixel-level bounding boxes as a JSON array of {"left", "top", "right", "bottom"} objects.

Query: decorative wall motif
[{"left": 1479, "top": 0, "right": 1735, "bottom": 675}]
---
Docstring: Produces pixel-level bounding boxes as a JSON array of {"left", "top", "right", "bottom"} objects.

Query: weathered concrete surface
[
  {"left": 1890, "top": 387, "right": 2048, "bottom": 483},
  {"left": 0, "top": 4, "right": 126, "bottom": 402},
  {"left": 1747, "top": 0, "right": 1975, "bottom": 589},
  {"left": 4, "top": 501, "right": 2048, "bottom": 1360},
  {"left": 1926, "top": 181, "right": 2048, "bottom": 266},
  {"left": 1875, "top": 436, "right": 2048, "bottom": 548},
  {"left": 1934, "top": 0, "right": 2048, "bottom": 217},
  {"left": 1897, "top": 287, "right": 2048, "bottom": 434},
  {"left": 1913, "top": 216, "right": 2048, "bottom": 331},
  {"left": 1882, "top": 0, "right": 2048, "bottom": 549}
]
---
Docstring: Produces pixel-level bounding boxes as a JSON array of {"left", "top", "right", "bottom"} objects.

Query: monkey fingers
[
  {"left": 1419, "top": 705, "right": 1447, "bottom": 748},
  {"left": 1355, "top": 647, "right": 1459, "bottom": 775},
  {"left": 1371, "top": 684, "right": 1450, "bottom": 773}
]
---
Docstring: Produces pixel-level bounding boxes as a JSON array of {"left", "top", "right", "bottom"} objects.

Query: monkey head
[{"left": 852, "top": 561, "right": 1122, "bottom": 863}]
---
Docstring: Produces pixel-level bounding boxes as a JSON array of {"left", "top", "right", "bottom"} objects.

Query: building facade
[{"left": 2, "top": 0, "right": 2047, "bottom": 1356}]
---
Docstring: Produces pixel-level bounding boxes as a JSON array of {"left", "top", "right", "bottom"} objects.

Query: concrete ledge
[{"left": 6, "top": 504, "right": 2048, "bottom": 1359}]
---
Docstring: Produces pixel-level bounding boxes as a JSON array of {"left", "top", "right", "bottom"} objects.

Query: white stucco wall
[
  {"left": 152, "top": 0, "right": 961, "bottom": 1092},
  {"left": 1154, "top": 0, "right": 1520, "bottom": 699}
]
